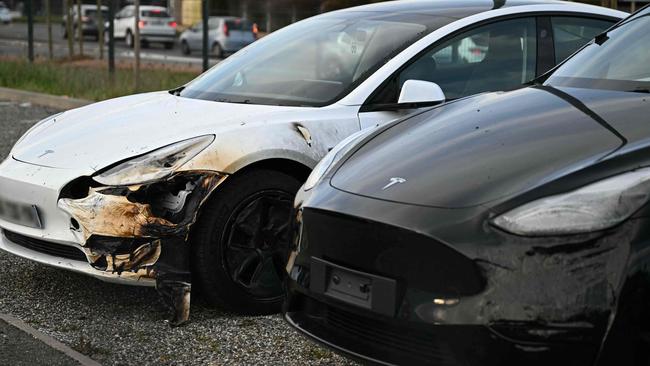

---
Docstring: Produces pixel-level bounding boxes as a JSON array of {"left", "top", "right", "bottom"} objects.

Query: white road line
[{"left": 0, "top": 313, "right": 103, "bottom": 366}]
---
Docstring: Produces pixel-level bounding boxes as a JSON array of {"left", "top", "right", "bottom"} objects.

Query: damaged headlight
[
  {"left": 303, "top": 128, "right": 375, "bottom": 191},
  {"left": 492, "top": 167, "right": 650, "bottom": 236},
  {"left": 94, "top": 135, "right": 214, "bottom": 186}
]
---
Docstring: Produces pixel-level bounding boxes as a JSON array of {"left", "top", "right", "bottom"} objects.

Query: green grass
[{"left": 0, "top": 59, "right": 199, "bottom": 101}]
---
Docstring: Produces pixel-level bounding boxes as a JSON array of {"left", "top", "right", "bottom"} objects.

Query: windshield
[
  {"left": 142, "top": 9, "right": 170, "bottom": 18},
  {"left": 547, "top": 10, "right": 650, "bottom": 93},
  {"left": 180, "top": 13, "right": 436, "bottom": 107}
]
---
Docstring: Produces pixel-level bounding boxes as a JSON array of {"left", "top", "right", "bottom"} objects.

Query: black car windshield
[
  {"left": 179, "top": 13, "right": 441, "bottom": 107},
  {"left": 547, "top": 9, "right": 650, "bottom": 93}
]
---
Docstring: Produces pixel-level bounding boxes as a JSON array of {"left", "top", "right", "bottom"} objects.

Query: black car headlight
[
  {"left": 492, "top": 167, "right": 650, "bottom": 236},
  {"left": 93, "top": 135, "right": 214, "bottom": 186}
]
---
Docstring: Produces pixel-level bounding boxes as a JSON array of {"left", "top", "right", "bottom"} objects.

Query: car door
[
  {"left": 357, "top": 15, "right": 616, "bottom": 129},
  {"left": 188, "top": 22, "right": 203, "bottom": 51},
  {"left": 115, "top": 6, "right": 132, "bottom": 38}
]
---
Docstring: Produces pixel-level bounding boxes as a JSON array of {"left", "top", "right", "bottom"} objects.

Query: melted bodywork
[{"left": 58, "top": 172, "right": 226, "bottom": 325}]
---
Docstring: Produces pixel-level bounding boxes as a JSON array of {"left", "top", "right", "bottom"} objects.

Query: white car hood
[{"left": 12, "top": 92, "right": 289, "bottom": 172}]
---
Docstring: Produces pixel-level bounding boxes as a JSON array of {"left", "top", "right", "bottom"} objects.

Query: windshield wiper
[{"left": 169, "top": 86, "right": 185, "bottom": 96}]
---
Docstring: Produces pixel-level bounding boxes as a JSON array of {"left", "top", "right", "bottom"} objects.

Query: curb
[
  {"left": 0, "top": 87, "right": 91, "bottom": 110},
  {"left": 0, "top": 313, "right": 102, "bottom": 366}
]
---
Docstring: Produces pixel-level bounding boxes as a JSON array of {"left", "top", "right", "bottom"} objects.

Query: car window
[
  {"left": 552, "top": 17, "right": 614, "bottom": 63},
  {"left": 548, "top": 13, "right": 650, "bottom": 92},
  {"left": 395, "top": 17, "right": 537, "bottom": 101},
  {"left": 142, "top": 9, "right": 170, "bottom": 18},
  {"left": 225, "top": 19, "right": 253, "bottom": 32},
  {"left": 181, "top": 13, "right": 448, "bottom": 107}
]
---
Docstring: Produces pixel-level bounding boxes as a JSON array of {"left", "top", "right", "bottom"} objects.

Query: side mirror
[{"left": 397, "top": 80, "right": 446, "bottom": 106}]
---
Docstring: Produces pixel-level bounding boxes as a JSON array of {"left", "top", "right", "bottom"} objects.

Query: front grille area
[
  {"left": 3, "top": 230, "right": 87, "bottom": 262},
  {"left": 299, "top": 208, "right": 485, "bottom": 296}
]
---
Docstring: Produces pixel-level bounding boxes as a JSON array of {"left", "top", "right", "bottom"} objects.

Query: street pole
[
  {"left": 108, "top": 0, "right": 114, "bottom": 75},
  {"left": 46, "top": 0, "right": 53, "bottom": 60},
  {"left": 66, "top": 0, "right": 74, "bottom": 58},
  {"left": 202, "top": 0, "right": 209, "bottom": 72},
  {"left": 76, "top": 0, "right": 83, "bottom": 56},
  {"left": 97, "top": 0, "right": 104, "bottom": 60},
  {"left": 26, "top": 0, "right": 33, "bottom": 62},
  {"left": 134, "top": 0, "right": 141, "bottom": 90}
]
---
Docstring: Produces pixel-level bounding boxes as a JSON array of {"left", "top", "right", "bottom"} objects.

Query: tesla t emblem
[{"left": 382, "top": 177, "right": 406, "bottom": 190}]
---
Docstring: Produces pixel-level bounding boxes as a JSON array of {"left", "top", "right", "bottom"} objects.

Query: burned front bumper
[
  {"left": 0, "top": 158, "right": 226, "bottom": 324},
  {"left": 285, "top": 186, "right": 650, "bottom": 365}
]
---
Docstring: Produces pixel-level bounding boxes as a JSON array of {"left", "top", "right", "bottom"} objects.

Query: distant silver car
[
  {"left": 179, "top": 17, "right": 257, "bottom": 57},
  {"left": 0, "top": 4, "right": 11, "bottom": 24},
  {"left": 109, "top": 5, "right": 177, "bottom": 49}
]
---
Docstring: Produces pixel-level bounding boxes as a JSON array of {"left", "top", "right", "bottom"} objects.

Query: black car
[{"left": 284, "top": 6, "right": 650, "bottom": 366}]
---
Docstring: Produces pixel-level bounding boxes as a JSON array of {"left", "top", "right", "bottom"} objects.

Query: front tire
[
  {"left": 212, "top": 42, "right": 223, "bottom": 59},
  {"left": 181, "top": 40, "right": 190, "bottom": 55},
  {"left": 191, "top": 169, "right": 301, "bottom": 314}
]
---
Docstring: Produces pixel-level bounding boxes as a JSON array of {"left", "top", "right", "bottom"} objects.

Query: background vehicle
[
  {"left": 0, "top": 5, "right": 10, "bottom": 24},
  {"left": 286, "top": 6, "right": 650, "bottom": 366},
  {"left": 179, "top": 16, "right": 257, "bottom": 57},
  {"left": 62, "top": 4, "right": 108, "bottom": 41},
  {"left": 0, "top": 1, "right": 624, "bottom": 325},
  {"left": 110, "top": 5, "right": 176, "bottom": 49}
]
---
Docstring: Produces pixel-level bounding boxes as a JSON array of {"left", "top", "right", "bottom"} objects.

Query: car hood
[
  {"left": 331, "top": 86, "right": 644, "bottom": 208},
  {"left": 11, "top": 91, "right": 291, "bottom": 171}
]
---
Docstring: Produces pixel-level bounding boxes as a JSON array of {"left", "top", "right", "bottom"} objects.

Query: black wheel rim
[{"left": 221, "top": 190, "right": 293, "bottom": 301}]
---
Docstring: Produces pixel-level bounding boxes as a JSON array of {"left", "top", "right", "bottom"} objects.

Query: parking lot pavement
[
  {"left": 0, "top": 318, "right": 78, "bottom": 366},
  {"left": 0, "top": 101, "right": 355, "bottom": 365}
]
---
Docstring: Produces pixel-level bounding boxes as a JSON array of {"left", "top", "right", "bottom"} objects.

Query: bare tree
[
  {"left": 66, "top": 0, "right": 74, "bottom": 58},
  {"left": 76, "top": 0, "right": 83, "bottom": 56},
  {"left": 97, "top": 0, "right": 104, "bottom": 60},
  {"left": 45, "top": 0, "right": 52, "bottom": 59},
  {"left": 134, "top": 0, "right": 141, "bottom": 90}
]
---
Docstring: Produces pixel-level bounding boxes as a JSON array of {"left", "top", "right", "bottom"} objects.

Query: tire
[
  {"left": 211, "top": 43, "right": 223, "bottom": 59},
  {"left": 164, "top": 42, "right": 174, "bottom": 50},
  {"left": 191, "top": 168, "right": 301, "bottom": 315},
  {"left": 125, "top": 29, "right": 134, "bottom": 48},
  {"left": 181, "top": 40, "right": 190, "bottom": 55}
]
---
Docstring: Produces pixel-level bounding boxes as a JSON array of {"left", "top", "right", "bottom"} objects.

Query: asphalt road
[
  {"left": 0, "top": 22, "right": 220, "bottom": 67},
  {"left": 0, "top": 100, "right": 354, "bottom": 366}
]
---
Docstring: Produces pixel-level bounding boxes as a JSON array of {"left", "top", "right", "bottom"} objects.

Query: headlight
[
  {"left": 492, "top": 167, "right": 650, "bottom": 236},
  {"left": 94, "top": 135, "right": 214, "bottom": 186},
  {"left": 303, "top": 128, "right": 375, "bottom": 191}
]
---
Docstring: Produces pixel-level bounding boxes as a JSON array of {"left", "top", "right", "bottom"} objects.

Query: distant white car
[
  {"left": 179, "top": 17, "right": 257, "bottom": 57},
  {"left": 109, "top": 5, "right": 176, "bottom": 49},
  {"left": 0, "top": 6, "right": 11, "bottom": 24}
]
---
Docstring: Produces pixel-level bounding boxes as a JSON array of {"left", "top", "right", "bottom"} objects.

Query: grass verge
[{"left": 0, "top": 58, "right": 199, "bottom": 101}]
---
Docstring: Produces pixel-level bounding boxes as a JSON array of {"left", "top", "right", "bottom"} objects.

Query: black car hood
[{"left": 332, "top": 86, "right": 646, "bottom": 208}]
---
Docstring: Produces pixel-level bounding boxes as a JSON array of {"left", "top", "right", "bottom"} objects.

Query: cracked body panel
[{"left": 57, "top": 172, "right": 226, "bottom": 325}]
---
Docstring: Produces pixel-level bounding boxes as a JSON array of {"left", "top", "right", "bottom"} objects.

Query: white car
[
  {"left": 0, "top": 6, "right": 11, "bottom": 24},
  {"left": 0, "top": 0, "right": 624, "bottom": 325},
  {"left": 110, "top": 5, "right": 176, "bottom": 48}
]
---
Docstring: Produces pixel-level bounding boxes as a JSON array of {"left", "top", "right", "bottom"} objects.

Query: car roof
[{"left": 334, "top": 0, "right": 601, "bottom": 19}]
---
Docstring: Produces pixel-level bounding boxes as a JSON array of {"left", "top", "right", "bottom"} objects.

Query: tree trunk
[
  {"left": 134, "top": 0, "right": 141, "bottom": 90},
  {"left": 46, "top": 0, "right": 52, "bottom": 59},
  {"left": 97, "top": 0, "right": 104, "bottom": 60},
  {"left": 76, "top": 0, "right": 83, "bottom": 56}
]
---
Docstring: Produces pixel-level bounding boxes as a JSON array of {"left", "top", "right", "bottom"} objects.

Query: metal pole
[
  {"left": 202, "top": 0, "right": 209, "bottom": 71},
  {"left": 134, "top": 0, "right": 141, "bottom": 90},
  {"left": 46, "top": 0, "right": 53, "bottom": 60},
  {"left": 26, "top": 0, "right": 33, "bottom": 62},
  {"left": 108, "top": 0, "right": 114, "bottom": 74},
  {"left": 66, "top": 0, "right": 74, "bottom": 58},
  {"left": 97, "top": 0, "right": 104, "bottom": 60},
  {"left": 76, "top": 0, "right": 83, "bottom": 56}
]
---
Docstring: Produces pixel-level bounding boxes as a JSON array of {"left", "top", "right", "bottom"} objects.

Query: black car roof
[{"left": 337, "top": 0, "right": 565, "bottom": 19}]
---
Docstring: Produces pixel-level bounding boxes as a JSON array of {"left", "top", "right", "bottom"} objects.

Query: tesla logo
[{"left": 382, "top": 177, "right": 406, "bottom": 191}]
